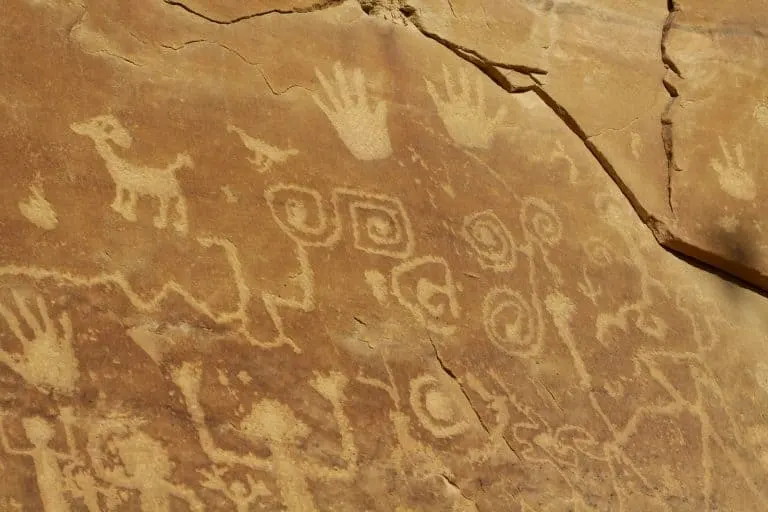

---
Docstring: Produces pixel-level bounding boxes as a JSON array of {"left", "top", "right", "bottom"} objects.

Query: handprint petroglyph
[
  {"left": 227, "top": 124, "right": 298, "bottom": 173},
  {"left": 313, "top": 62, "right": 392, "bottom": 160},
  {"left": 425, "top": 65, "right": 508, "bottom": 149},
  {"left": 71, "top": 114, "right": 193, "bottom": 233},
  {"left": 709, "top": 136, "right": 757, "bottom": 201},
  {"left": 0, "top": 291, "right": 78, "bottom": 395}
]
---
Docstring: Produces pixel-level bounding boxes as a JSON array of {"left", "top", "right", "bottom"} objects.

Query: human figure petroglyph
[
  {"left": 709, "top": 136, "right": 757, "bottom": 201},
  {"left": 171, "top": 362, "right": 358, "bottom": 512},
  {"left": 227, "top": 124, "right": 298, "bottom": 173},
  {"left": 425, "top": 65, "right": 508, "bottom": 149},
  {"left": 391, "top": 256, "right": 460, "bottom": 335},
  {"left": 462, "top": 210, "right": 517, "bottom": 272},
  {"left": 70, "top": 114, "right": 192, "bottom": 233},
  {"left": 86, "top": 413, "right": 204, "bottom": 512},
  {"left": 313, "top": 61, "right": 392, "bottom": 160},
  {"left": 0, "top": 414, "right": 73, "bottom": 511},
  {"left": 18, "top": 175, "right": 58, "bottom": 230},
  {"left": 0, "top": 290, "right": 78, "bottom": 396},
  {"left": 0, "top": 409, "right": 112, "bottom": 512}
]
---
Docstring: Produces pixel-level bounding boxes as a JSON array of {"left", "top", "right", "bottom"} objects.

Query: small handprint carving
[
  {"left": 0, "top": 290, "right": 78, "bottom": 395},
  {"left": 312, "top": 61, "right": 392, "bottom": 160},
  {"left": 425, "top": 65, "right": 508, "bottom": 149},
  {"left": 710, "top": 136, "right": 757, "bottom": 201}
]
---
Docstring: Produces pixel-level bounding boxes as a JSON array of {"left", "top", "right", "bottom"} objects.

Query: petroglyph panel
[{"left": 2, "top": 0, "right": 768, "bottom": 510}]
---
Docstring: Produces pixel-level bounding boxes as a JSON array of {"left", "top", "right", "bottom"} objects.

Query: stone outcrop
[{"left": 1, "top": 1, "right": 768, "bottom": 510}]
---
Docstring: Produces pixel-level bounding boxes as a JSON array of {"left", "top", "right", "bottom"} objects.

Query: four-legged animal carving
[{"left": 71, "top": 114, "right": 193, "bottom": 234}]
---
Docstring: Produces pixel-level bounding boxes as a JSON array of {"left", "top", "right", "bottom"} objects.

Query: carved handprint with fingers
[
  {"left": 425, "top": 65, "right": 508, "bottom": 149},
  {"left": 710, "top": 137, "right": 757, "bottom": 201},
  {"left": 0, "top": 291, "right": 79, "bottom": 395},
  {"left": 313, "top": 61, "right": 392, "bottom": 160}
]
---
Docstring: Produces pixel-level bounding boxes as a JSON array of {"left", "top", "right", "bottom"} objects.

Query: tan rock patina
[{"left": 1, "top": 0, "right": 768, "bottom": 510}]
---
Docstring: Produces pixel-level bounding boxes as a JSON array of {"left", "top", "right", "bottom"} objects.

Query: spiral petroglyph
[{"left": 462, "top": 210, "right": 517, "bottom": 271}]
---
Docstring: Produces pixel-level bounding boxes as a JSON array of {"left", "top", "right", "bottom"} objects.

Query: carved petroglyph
[
  {"left": 199, "top": 465, "right": 271, "bottom": 512},
  {"left": 265, "top": 184, "right": 415, "bottom": 258},
  {"left": 425, "top": 65, "right": 508, "bottom": 149},
  {"left": 409, "top": 374, "right": 471, "bottom": 439},
  {"left": 544, "top": 292, "right": 591, "bottom": 390},
  {"left": 0, "top": 408, "right": 117, "bottom": 512},
  {"left": 551, "top": 140, "right": 579, "bottom": 184},
  {"left": 18, "top": 176, "right": 58, "bottom": 230},
  {"left": 364, "top": 269, "right": 389, "bottom": 304},
  {"left": 755, "top": 101, "right": 768, "bottom": 127},
  {"left": 172, "top": 363, "right": 358, "bottom": 511},
  {"left": 756, "top": 362, "right": 768, "bottom": 394},
  {"left": 227, "top": 124, "right": 298, "bottom": 173},
  {"left": 709, "top": 136, "right": 757, "bottom": 201},
  {"left": 461, "top": 210, "right": 517, "bottom": 272},
  {"left": 0, "top": 291, "right": 78, "bottom": 396},
  {"left": 313, "top": 62, "right": 392, "bottom": 160},
  {"left": 391, "top": 256, "right": 460, "bottom": 335},
  {"left": 71, "top": 114, "right": 192, "bottom": 233},
  {"left": 0, "top": 414, "right": 74, "bottom": 511},
  {"left": 86, "top": 412, "right": 204, "bottom": 511},
  {"left": 482, "top": 287, "right": 542, "bottom": 358},
  {"left": 520, "top": 197, "right": 564, "bottom": 283}
]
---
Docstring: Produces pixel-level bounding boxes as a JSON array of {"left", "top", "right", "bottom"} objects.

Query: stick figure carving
[
  {"left": 0, "top": 415, "right": 73, "bottom": 511},
  {"left": 313, "top": 62, "right": 392, "bottom": 160},
  {"left": 171, "top": 362, "right": 358, "bottom": 512},
  {"left": 425, "top": 65, "right": 508, "bottom": 149},
  {"left": 0, "top": 290, "right": 78, "bottom": 396},
  {"left": 86, "top": 414, "right": 204, "bottom": 512},
  {"left": 71, "top": 114, "right": 193, "bottom": 233}
]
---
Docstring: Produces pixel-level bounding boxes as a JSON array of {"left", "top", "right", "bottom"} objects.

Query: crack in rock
[
  {"left": 427, "top": 334, "right": 521, "bottom": 463},
  {"left": 661, "top": 0, "right": 682, "bottom": 216},
  {"left": 441, "top": 473, "right": 481, "bottom": 512},
  {"left": 162, "top": 0, "right": 347, "bottom": 24}
]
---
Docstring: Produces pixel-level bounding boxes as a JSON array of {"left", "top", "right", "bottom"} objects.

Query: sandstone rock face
[{"left": 1, "top": 1, "right": 768, "bottom": 511}]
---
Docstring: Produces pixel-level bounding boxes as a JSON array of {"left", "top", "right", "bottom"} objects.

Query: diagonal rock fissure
[
  {"left": 661, "top": 0, "right": 682, "bottom": 215},
  {"left": 427, "top": 334, "right": 492, "bottom": 437},
  {"left": 162, "top": 0, "right": 346, "bottom": 24},
  {"left": 441, "top": 473, "right": 482, "bottom": 512}
]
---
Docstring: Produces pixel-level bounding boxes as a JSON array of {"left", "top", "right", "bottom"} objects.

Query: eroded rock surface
[{"left": 1, "top": 1, "right": 768, "bottom": 511}]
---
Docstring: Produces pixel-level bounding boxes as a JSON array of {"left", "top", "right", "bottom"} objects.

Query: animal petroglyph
[
  {"left": 482, "top": 287, "right": 542, "bottom": 358},
  {"left": 425, "top": 65, "right": 508, "bottom": 149},
  {"left": 18, "top": 178, "right": 57, "bottom": 230},
  {"left": 391, "top": 256, "right": 460, "bottom": 335},
  {"left": 172, "top": 363, "right": 358, "bottom": 512},
  {"left": 409, "top": 374, "right": 471, "bottom": 439},
  {"left": 0, "top": 291, "right": 78, "bottom": 396},
  {"left": 709, "top": 136, "right": 757, "bottom": 201},
  {"left": 313, "top": 61, "right": 392, "bottom": 160},
  {"left": 462, "top": 210, "right": 517, "bottom": 272},
  {"left": 227, "top": 124, "right": 298, "bottom": 173},
  {"left": 86, "top": 413, "right": 204, "bottom": 511},
  {"left": 71, "top": 114, "right": 193, "bottom": 233}
]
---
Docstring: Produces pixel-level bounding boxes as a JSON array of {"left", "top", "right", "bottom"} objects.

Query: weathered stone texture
[{"left": 1, "top": 1, "right": 768, "bottom": 511}]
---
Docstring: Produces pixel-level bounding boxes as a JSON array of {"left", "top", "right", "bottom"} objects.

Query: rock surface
[{"left": 1, "top": 0, "right": 768, "bottom": 511}]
